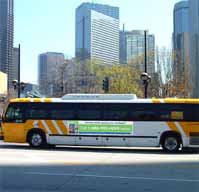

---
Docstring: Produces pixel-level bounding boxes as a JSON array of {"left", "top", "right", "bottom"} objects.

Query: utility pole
[
  {"left": 140, "top": 31, "right": 151, "bottom": 99},
  {"left": 18, "top": 44, "right": 21, "bottom": 98},
  {"left": 144, "top": 31, "right": 147, "bottom": 74},
  {"left": 144, "top": 30, "right": 148, "bottom": 98}
]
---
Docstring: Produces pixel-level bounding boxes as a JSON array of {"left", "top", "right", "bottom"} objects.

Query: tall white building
[
  {"left": 75, "top": 3, "right": 119, "bottom": 65},
  {"left": 38, "top": 52, "right": 65, "bottom": 96}
]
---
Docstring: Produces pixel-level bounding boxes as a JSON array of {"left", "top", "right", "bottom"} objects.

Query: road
[{"left": 0, "top": 141, "right": 199, "bottom": 192}]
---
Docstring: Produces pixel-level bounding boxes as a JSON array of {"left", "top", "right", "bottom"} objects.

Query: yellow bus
[{"left": 1, "top": 94, "right": 199, "bottom": 152}]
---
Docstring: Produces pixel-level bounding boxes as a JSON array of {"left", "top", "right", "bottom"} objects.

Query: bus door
[{"left": 3, "top": 103, "right": 26, "bottom": 142}]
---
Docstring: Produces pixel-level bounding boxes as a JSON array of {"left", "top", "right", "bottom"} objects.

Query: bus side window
[
  {"left": 130, "top": 111, "right": 157, "bottom": 121},
  {"left": 50, "top": 103, "right": 76, "bottom": 120},
  {"left": 170, "top": 111, "right": 183, "bottom": 120},
  {"left": 103, "top": 103, "right": 129, "bottom": 121},
  {"left": 183, "top": 104, "right": 199, "bottom": 121},
  {"left": 27, "top": 108, "right": 50, "bottom": 119},
  {"left": 77, "top": 103, "right": 102, "bottom": 120},
  {"left": 5, "top": 104, "right": 24, "bottom": 123}
]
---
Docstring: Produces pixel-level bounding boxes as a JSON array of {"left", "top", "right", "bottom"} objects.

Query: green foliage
[
  {"left": 58, "top": 59, "right": 143, "bottom": 97},
  {"left": 95, "top": 64, "right": 143, "bottom": 97}
]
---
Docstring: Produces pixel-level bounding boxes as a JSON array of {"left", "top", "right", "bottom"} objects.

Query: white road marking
[{"left": 26, "top": 172, "right": 199, "bottom": 182}]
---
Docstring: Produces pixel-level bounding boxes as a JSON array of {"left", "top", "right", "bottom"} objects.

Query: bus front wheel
[
  {"left": 162, "top": 134, "right": 181, "bottom": 153},
  {"left": 27, "top": 130, "right": 47, "bottom": 148}
]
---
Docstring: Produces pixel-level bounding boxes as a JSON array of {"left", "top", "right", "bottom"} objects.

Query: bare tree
[{"left": 156, "top": 46, "right": 191, "bottom": 98}]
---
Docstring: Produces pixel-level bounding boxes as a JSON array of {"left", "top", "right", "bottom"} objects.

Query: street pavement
[{"left": 0, "top": 141, "right": 199, "bottom": 192}]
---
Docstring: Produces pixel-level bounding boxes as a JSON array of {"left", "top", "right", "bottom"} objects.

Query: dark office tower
[{"left": 0, "top": 0, "right": 14, "bottom": 87}]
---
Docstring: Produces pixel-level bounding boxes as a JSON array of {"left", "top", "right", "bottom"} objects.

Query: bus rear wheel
[
  {"left": 162, "top": 134, "right": 181, "bottom": 153},
  {"left": 27, "top": 131, "right": 47, "bottom": 148}
]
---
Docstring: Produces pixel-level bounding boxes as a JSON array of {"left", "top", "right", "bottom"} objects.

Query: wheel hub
[
  {"left": 31, "top": 134, "right": 42, "bottom": 146},
  {"left": 165, "top": 137, "right": 177, "bottom": 151}
]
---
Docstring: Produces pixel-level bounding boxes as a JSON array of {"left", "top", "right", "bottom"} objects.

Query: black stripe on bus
[{"left": 49, "top": 134, "right": 157, "bottom": 139}]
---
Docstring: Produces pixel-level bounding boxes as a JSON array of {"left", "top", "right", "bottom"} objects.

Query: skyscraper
[
  {"left": 75, "top": 3, "right": 119, "bottom": 65},
  {"left": 173, "top": 1, "right": 190, "bottom": 96},
  {"left": 189, "top": 0, "right": 199, "bottom": 97},
  {"left": 120, "top": 30, "right": 155, "bottom": 76},
  {"left": 0, "top": 0, "right": 14, "bottom": 87},
  {"left": 38, "top": 52, "right": 65, "bottom": 96}
]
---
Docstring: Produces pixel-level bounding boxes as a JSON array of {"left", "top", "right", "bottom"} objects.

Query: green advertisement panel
[{"left": 67, "top": 121, "right": 134, "bottom": 135}]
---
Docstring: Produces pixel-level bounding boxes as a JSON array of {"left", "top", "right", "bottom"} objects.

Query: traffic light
[{"left": 102, "top": 77, "right": 109, "bottom": 93}]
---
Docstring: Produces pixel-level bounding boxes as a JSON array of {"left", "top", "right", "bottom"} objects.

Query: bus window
[
  {"left": 103, "top": 103, "right": 129, "bottom": 120},
  {"left": 156, "top": 104, "right": 183, "bottom": 121},
  {"left": 129, "top": 110, "right": 156, "bottom": 121},
  {"left": 26, "top": 104, "right": 50, "bottom": 119},
  {"left": 28, "top": 109, "right": 49, "bottom": 119},
  {"left": 51, "top": 103, "right": 76, "bottom": 120},
  {"left": 77, "top": 103, "right": 102, "bottom": 120},
  {"left": 182, "top": 104, "right": 199, "bottom": 121},
  {"left": 171, "top": 111, "right": 183, "bottom": 120},
  {"left": 5, "top": 104, "right": 24, "bottom": 123}
]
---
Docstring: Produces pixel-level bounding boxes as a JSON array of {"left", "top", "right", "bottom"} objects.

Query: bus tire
[
  {"left": 27, "top": 130, "right": 47, "bottom": 148},
  {"left": 161, "top": 134, "right": 181, "bottom": 153}
]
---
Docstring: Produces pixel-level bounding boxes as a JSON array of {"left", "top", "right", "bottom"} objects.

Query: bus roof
[
  {"left": 9, "top": 97, "right": 199, "bottom": 104},
  {"left": 62, "top": 94, "right": 138, "bottom": 100}
]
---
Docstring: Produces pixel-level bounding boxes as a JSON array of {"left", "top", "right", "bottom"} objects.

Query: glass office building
[
  {"left": 189, "top": 0, "right": 199, "bottom": 97},
  {"left": 75, "top": 3, "right": 119, "bottom": 65},
  {"left": 174, "top": 1, "right": 189, "bottom": 34},
  {"left": 173, "top": 1, "right": 190, "bottom": 96},
  {"left": 120, "top": 30, "right": 155, "bottom": 76},
  {"left": 0, "top": 0, "right": 14, "bottom": 87},
  {"left": 38, "top": 52, "right": 65, "bottom": 96}
]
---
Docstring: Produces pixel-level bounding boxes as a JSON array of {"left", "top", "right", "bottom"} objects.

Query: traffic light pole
[{"left": 102, "top": 77, "right": 109, "bottom": 93}]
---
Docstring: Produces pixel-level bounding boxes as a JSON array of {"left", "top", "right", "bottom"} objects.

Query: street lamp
[
  {"left": 140, "top": 72, "right": 151, "bottom": 98},
  {"left": 12, "top": 80, "right": 26, "bottom": 98},
  {"left": 140, "top": 30, "right": 151, "bottom": 98}
]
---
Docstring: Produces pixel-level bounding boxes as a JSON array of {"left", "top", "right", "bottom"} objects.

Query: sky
[{"left": 14, "top": 0, "right": 180, "bottom": 84}]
